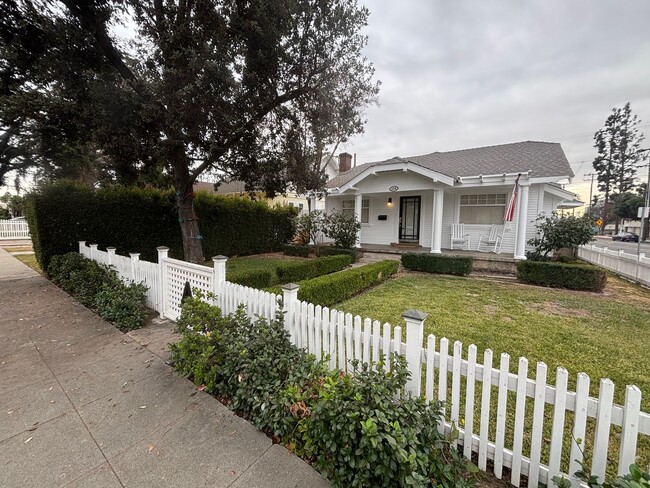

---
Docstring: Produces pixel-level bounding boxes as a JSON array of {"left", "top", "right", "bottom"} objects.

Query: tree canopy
[{"left": 1, "top": 0, "right": 379, "bottom": 261}]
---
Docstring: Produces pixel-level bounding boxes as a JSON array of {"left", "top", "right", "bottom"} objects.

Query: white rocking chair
[
  {"left": 477, "top": 224, "right": 504, "bottom": 253},
  {"left": 450, "top": 224, "right": 470, "bottom": 250}
]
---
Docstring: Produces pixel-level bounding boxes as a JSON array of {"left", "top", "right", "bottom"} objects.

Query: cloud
[{"left": 345, "top": 0, "right": 650, "bottom": 202}]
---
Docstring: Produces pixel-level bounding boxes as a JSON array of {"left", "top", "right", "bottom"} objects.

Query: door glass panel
[{"left": 399, "top": 196, "right": 421, "bottom": 241}]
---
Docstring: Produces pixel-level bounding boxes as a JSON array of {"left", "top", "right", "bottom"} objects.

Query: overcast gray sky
[{"left": 342, "top": 0, "right": 650, "bottom": 203}]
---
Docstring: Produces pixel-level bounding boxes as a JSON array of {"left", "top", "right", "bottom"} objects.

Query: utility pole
[
  {"left": 635, "top": 148, "right": 650, "bottom": 255},
  {"left": 584, "top": 173, "right": 597, "bottom": 215}
]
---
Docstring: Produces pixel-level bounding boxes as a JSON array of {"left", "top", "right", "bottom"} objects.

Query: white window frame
[
  {"left": 459, "top": 193, "right": 507, "bottom": 225},
  {"left": 342, "top": 199, "right": 369, "bottom": 224}
]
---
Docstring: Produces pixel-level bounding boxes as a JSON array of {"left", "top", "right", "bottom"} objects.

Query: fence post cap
[
  {"left": 89, "top": 243, "right": 98, "bottom": 248},
  {"left": 156, "top": 246, "right": 170, "bottom": 251},
  {"left": 212, "top": 255, "right": 228, "bottom": 262},
  {"left": 106, "top": 247, "right": 117, "bottom": 251},
  {"left": 78, "top": 240, "right": 86, "bottom": 245},
  {"left": 402, "top": 309, "right": 428, "bottom": 321},
  {"left": 280, "top": 283, "right": 300, "bottom": 292},
  {"left": 129, "top": 252, "right": 140, "bottom": 257}
]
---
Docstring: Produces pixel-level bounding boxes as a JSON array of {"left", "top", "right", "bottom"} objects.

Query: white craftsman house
[{"left": 323, "top": 142, "right": 577, "bottom": 259}]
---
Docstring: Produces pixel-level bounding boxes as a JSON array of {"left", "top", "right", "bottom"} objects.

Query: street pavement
[{"left": 0, "top": 248, "right": 329, "bottom": 488}]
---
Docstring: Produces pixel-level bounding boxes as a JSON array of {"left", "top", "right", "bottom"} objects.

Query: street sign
[{"left": 638, "top": 207, "right": 650, "bottom": 218}]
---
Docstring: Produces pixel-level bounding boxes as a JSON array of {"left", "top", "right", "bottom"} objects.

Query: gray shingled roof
[{"left": 326, "top": 141, "right": 573, "bottom": 189}]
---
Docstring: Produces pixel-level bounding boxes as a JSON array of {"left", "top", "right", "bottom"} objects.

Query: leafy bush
[
  {"left": 170, "top": 295, "right": 476, "bottom": 487},
  {"left": 47, "top": 252, "right": 149, "bottom": 330},
  {"left": 282, "top": 244, "right": 312, "bottom": 257},
  {"left": 401, "top": 253, "right": 473, "bottom": 276},
  {"left": 517, "top": 260, "right": 607, "bottom": 292},
  {"left": 552, "top": 462, "right": 650, "bottom": 488},
  {"left": 227, "top": 269, "right": 273, "bottom": 289},
  {"left": 527, "top": 212, "right": 596, "bottom": 260},
  {"left": 293, "top": 210, "right": 327, "bottom": 248},
  {"left": 295, "top": 260, "right": 399, "bottom": 307},
  {"left": 318, "top": 246, "right": 359, "bottom": 261},
  {"left": 276, "top": 255, "right": 352, "bottom": 283},
  {"left": 94, "top": 282, "right": 149, "bottom": 331},
  {"left": 26, "top": 180, "right": 296, "bottom": 270},
  {"left": 324, "top": 210, "right": 361, "bottom": 249}
]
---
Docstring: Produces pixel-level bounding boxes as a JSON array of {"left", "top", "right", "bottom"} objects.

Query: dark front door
[{"left": 399, "top": 196, "right": 421, "bottom": 242}]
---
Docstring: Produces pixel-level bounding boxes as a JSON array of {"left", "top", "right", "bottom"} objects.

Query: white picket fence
[
  {"left": 578, "top": 244, "right": 650, "bottom": 286},
  {"left": 0, "top": 220, "right": 30, "bottom": 239},
  {"left": 79, "top": 241, "right": 649, "bottom": 487}
]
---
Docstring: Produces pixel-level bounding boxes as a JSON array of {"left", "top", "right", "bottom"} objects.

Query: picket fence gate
[
  {"left": 0, "top": 220, "right": 30, "bottom": 239},
  {"left": 79, "top": 241, "right": 649, "bottom": 487}
]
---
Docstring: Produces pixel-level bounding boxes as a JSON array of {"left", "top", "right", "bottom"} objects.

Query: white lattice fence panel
[{"left": 163, "top": 258, "right": 214, "bottom": 321}]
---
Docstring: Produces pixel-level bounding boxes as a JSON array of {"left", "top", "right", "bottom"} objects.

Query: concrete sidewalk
[{"left": 0, "top": 248, "right": 329, "bottom": 488}]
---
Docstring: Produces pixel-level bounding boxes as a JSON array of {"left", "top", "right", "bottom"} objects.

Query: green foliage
[
  {"left": 227, "top": 269, "right": 273, "bottom": 289},
  {"left": 296, "top": 260, "right": 399, "bottom": 307},
  {"left": 318, "top": 246, "right": 359, "bottom": 261},
  {"left": 552, "top": 462, "right": 650, "bottom": 488},
  {"left": 401, "top": 253, "right": 473, "bottom": 276},
  {"left": 527, "top": 212, "right": 596, "bottom": 260},
  {"left": 171, "top": 296, "right": 476, "bottom": 487},
  {"left": 283, "top": 244, "right": 312, "bottom": 257},
  {"left": 516, "top": 260, "right": 607, "bottom": 292},
  {"left": 26, "top": 181, "right": 295, "bottom": 270},
  {"left": 325, "top": 210, "right": 361, "bottom": 249},
  {"left": 293, "top": 210, "right": 327, "bottom": 247},
  {"left": 47, "top": 252, "right": 149, "bottom": 330},
  {"left": 612, "top": 192, "right": 645, "bottom": 221},
  {"left": 94, "top": 282, "right": 149, "bottom": 331},
  {"left": 276, "top": 255, "right": 352, "bottom": 283},
  {"left": 0, "top": 207, "right": 10, "bottom": 219}
]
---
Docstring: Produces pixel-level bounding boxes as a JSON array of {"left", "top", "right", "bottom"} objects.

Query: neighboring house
[
  {"left": 324, "top": 141, "right": 576, "bottom": 259},
  {"left": 194, "top": 156, "right": 340, "bottom": 214}
]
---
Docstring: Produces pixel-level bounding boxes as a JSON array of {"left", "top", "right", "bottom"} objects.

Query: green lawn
[
  {"left": 337, "top": 273, "right": 650, "bottom": 475},
  {"left": 14, "top": 253, "right": 42, "bottom": 273},
  {"left": 217, "top": 253, "right": 310, "bottom": 286}
]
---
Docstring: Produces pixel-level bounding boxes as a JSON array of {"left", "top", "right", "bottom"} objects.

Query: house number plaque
[{"left": 389, "top": 186, "right": 399, "bottom": 192}]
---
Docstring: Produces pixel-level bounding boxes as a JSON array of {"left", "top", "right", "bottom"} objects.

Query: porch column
[
  {"left": 514, "top": 183, "right": 530, "bottom": 260},
  {"left": 354, "top": 192, "right": 362, "bottom": 248},
  {"left": 431, "top": 189, "right": 443, "bottom": 254}
]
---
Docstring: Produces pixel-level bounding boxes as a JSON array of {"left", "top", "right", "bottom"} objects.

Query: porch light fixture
[{"left": 387, "top": 198, "right": 393, "bottom": 207}]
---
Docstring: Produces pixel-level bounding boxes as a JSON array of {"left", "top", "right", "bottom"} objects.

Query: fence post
[
  {"left": 281, "top": 283, "right": 300, "bottom": 344},
  {"left": 617, "top": 249, "right": 624, "bottom": 272},
  {"left": 106, "top": 247, "right": 116, "bottom": 266},
  {"left": 89, "top": 243, "right": 98, "bottom": 261},
  {"left": 637, "top": 253, "right": 645, "bottom": 281},
  {"left": 157, "top": 247, "right": 169, "bottom": 318},
  {"left": 129, "top": 253, "right": 140, "bottom": 282},
  {"left": 212, "top": 255, "right": 227, "bottom": 294},
  {"left": 78, "top": 241, "right": 86, "bottom": 254},
  {"left": 402, "top": 309, "right": 427, "bottom": 397}
]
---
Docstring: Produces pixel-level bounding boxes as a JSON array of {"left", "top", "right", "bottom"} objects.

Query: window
[
  {"left": 342, "top": 199, "right": 369, "bottom": 223},
  {"left": 459, "top": 193, "right": 507, "bottom": 225}
]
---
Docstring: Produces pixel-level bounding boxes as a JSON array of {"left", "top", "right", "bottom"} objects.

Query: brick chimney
[{"left": 338, "top": 152, "right": 352, "bottom": 174}]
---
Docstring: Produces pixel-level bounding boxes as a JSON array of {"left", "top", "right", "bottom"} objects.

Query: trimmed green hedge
[
  {"left": 283, "top": 244, "right": 312, "bottom": 257},
  {"left": 272, "top": 260, "right": 398, "bottom": 307},
  {"left": 276, "top": 255, "right": 352, "bottom": 283},
  {"left": 227, "top": 269, "right": 273, "bottom": 289},
  {"left": 401, "top": 253, "right": 473, "bottom": 276},
  {"left": 516, "top": 260, "right": 607, "bottom": 292},
  {"left": 25, "top": 181, "right": 296, "bottom": 270},
  {"left": 318, "top": 246, "right": 359, "bottom": 261}
]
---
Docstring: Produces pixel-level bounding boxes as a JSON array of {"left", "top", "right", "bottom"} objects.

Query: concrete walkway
[{"left": 0, "top": 248, "right": 329, "bottom": 488}]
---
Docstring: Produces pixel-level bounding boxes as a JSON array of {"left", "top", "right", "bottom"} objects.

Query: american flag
[{"left": 503, "top": 174, "right": 521, "bottom": 222}]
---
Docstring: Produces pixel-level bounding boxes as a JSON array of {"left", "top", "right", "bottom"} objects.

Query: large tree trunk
[{"left": 171, "top": 146, "right": 205, "bottom": 263}]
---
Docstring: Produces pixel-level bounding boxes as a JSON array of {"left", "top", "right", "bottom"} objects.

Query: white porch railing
[
  {"left": 79, "top": 241, "right": 649, "bottom": 487},
  {"left": 578, "top": 244, "right": 650, "bottom": 286},
  {"left": 0, "top": 220, "right": 30, "bottom": 239}
]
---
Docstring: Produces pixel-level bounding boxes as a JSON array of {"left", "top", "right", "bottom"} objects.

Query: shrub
[
  {"left": 47, "top": 252, "right": 149, "bottom": 330},
  {"left": 276, "top": 255, "right": 352, "bottom": 283},
  {"left": 324, "top": 210, "right": 361, "bottom": 249},
  {"left": 26, "top": 180, "right": 296, "bottom": 270},
  {"left": 170, "top": 296, "right": 476, "bottom": 487},
  {"left": 94, "top": 282, "right": 149, "bottom": 331},
  {"left": 527, "top": 212, "right": 596, "bottom": 260},
  {"left": 282, "top": 244, "right": 312, "bottom": 257},
  {"left": 516, "top": 260, "right": 607, "bottom": 292},
  {"left": 401, "top": 253, "right": 473, "bottom": 276},
  {"left": 296, "top": 260, "right": 399, "bottom": 307},
  {"left": 318, "top": 246, "right": 359, "bottom": 261},
  {"left": 293, "top": 210, "right": 327, "bottom": 248},
  {"left": 552, "top": 462, "right": 649, "bottom": 488},
  {"left": 227, "top": 269, "right": 273, "bottom": 289}
]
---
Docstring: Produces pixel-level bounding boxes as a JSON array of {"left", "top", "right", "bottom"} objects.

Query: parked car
[{"left": 612, "top": 231, "right": 639, "bottom": 242}]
